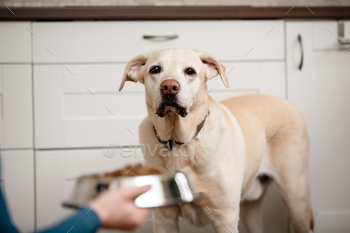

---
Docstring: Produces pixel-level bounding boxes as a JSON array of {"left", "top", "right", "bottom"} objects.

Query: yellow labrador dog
[{"left": 119, "top": 48, "right": 313, "bottom": 233}]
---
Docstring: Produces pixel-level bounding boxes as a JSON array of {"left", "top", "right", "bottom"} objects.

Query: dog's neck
[
  {"left": 148, "top": 101, "right": 209, "bottom": 144},
  {"left": 153, "top": 111, "right": 209, "bottom": 150}
]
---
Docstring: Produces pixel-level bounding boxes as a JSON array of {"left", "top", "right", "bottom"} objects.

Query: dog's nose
[{"left": 160, "top": 79, "right": 180, "bottom": 95}]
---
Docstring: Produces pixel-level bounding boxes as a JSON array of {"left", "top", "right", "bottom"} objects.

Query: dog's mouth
[{"left": 156, "top": 97, "right": 188, "bottom": 118}]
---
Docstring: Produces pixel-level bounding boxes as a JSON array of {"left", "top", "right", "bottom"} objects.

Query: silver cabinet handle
[
  {"left": 297, "top": 34, "right": 304, "bottom": 70},
  {"left": 338, "top": 21, "right": 350, "bottom": 44},
  {"left": 339, "top": 38, "right": 350, "bottom": 44},
  {"left": 143, "top": 35, "right": 178, "bottom": 40}
]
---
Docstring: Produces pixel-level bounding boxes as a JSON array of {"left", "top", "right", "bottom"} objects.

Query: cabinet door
[
  {"left": 36, "top": 148, "right": 144, "bottom": 231},
  {"left": 0, "top": 22, "right": 32, "bottom": 63},
  {"left": 287, "top": 20, "right": 350, "bottom": 233},
  {"left": 0, "top": 65, "right": 33, "bottom": 149},
  {"left": 0, "top": 149, "right": 34, "bottom": 232},
  {"left": 286, "top": 22, "right": 314, "bottom": 131},
  {"left": 311, "top": 51, "right": 350, "bottom": 233}
]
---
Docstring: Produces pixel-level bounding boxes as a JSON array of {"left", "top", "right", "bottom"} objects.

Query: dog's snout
[{"left": 161, "top": 79, "right": 180, "bottom": 95}]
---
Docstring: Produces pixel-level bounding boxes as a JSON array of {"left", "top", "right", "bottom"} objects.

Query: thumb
[{"left": 128, "top": 185, "right": 151, "bottom": 200}]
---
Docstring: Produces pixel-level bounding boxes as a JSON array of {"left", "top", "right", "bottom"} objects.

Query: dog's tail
[{"left": 310, "top": 208, "right": 314, "bottom": 231}]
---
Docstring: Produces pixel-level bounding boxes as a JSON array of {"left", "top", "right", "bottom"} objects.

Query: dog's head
[{"left": 119, "top": 48, "right": 229, "bottom": 117}]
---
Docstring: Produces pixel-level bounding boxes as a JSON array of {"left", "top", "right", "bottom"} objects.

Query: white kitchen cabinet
[
  {"left": 35, "top": 148, "right": 144, "bottom": 231},
  {"left": 1, "top": 17, "right": 349, "bottom": 233},
  {"left": 0, "top": 149, "right": 35, "bottom": 233},
  {"left": 287, "top": 20, "right": 350, "bottom": 233},
  {"left": 0, "top": 65, "right": 33, "bottom": 149},
  {"left": 0, "top": 22, "right": 32, "bottom": 63},
  {"left": 32, "top": 20, "right": 284, "bottom": 63}
]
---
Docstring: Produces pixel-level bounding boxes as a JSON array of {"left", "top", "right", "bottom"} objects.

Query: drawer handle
[
  {"left": 338, "top": 21, "right": 350, "bottom": 44},
  {"left": 339, "top": 38, "right": 350, "bottom": 44},
  {"left": 297, "top": 34, "right": 304, "bottom": 70},
  {"left": 143, "top": 35, "right": 178, "bottom": 40}
]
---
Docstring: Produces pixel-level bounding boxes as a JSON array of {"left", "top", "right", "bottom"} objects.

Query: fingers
[
  {"left": 137, "top": 208, "right": 150, "bottom": 224},
  {"left": 128, "top": 185, "right": 152, "bottom": 200},
  {"left": 140, "top": 208, "right": 150, "bottom": 218}
]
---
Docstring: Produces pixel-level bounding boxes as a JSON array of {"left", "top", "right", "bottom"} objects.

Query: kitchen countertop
[
  {"left": 0, "top": 6, "right": 349, "bottom": 20},
  {"left": 2, "top": 0, "right": 350, "bottom": 7}
]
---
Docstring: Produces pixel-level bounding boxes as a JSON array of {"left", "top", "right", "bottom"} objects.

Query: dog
[{"left": 119, "top": 48, "right": 313, "bottom": 233}]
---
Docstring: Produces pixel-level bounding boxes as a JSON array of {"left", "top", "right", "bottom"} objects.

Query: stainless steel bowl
[{"left": 63, "top": 171, "right": 201, "bottom": 209}]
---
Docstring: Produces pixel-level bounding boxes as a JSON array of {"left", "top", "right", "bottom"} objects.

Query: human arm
[{"left": 38, "top": 185, "right": 150, "bottom": 233}]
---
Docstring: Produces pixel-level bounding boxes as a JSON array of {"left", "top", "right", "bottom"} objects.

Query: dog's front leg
[
  {"left": 153, "top": 206, "right": 181, "bottom": 233},
  {"left": 197, "top": 189, "right": 241, "bottom": 233},
  {"left": 203, "top": 207, "right": 239, "bottom": 233}
]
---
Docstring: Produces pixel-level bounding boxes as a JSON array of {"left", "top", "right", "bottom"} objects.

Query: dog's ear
[
  {"left": 119, "top": 53, "right": 149, "bottom": 91},
  {"left": 195, "top": 50, "right": 229, "bottom": 88}
]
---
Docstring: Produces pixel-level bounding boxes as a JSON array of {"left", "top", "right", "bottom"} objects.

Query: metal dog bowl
[{"left": 63, "top": 171, "right": 201, "bottom": 209}]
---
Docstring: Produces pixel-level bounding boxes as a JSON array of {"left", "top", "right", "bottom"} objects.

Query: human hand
[{"left": 88, "top": 185, "right": 151, "bottom": 230}]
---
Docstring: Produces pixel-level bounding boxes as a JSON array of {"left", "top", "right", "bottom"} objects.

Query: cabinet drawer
[
  {"left": 33, "top": 20, "right": 284, "bottom": 63},
  {"left": 0, "top": 22, "right": 32, "bottom": 63},
  {"left": 0, "top": 65, "right": 33, "bottom": 149},
  {"left": 209, "top": 61, "right": 285, "bottom": 99},
  {"left": 34, "top": 64, "right": 146, "bottom": 149},
  {"left": 36, "top": 148, "right": 143, "bottom": 230},
  {"left": 33, "top": 62, "right": 284, "bottom": 149}
]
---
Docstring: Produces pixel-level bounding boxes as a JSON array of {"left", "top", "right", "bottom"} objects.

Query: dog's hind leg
[
  {"left": 276, "top": 172, "right": 311, "bottom": 233},
  {"left": 269, "top": 123, "right": 312, "bottom": 233}
]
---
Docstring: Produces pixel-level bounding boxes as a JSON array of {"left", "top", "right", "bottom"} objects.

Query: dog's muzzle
[{"left": 156, "top": 79, "right": 188, "bottom": 118}]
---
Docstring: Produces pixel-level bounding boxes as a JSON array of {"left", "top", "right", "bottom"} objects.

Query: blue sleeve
[
  {"left": 1, "top": 182, "right": 101, "bottom": 233},
  {"left": 0, "top": 186, "right": 20, "bottom": 233},
  {"left": 36, "top": 206, "right": 101, "bottom": 233}
]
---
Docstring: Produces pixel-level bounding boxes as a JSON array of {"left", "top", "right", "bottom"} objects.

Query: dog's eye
[
  {"left": 185, "top": 68, "right": 196, "bottom": 75},
  {"left": 150, "top": 66, "right": 161, "bottom": 74}
]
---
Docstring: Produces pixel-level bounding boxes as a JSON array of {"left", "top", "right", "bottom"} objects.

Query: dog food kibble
[{"left": 90, "top": 164, "right": 167, "bottom": 178}]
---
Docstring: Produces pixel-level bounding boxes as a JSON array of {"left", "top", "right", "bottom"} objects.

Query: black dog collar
[{"left": 153, "top": 111, "right": 210, "bottom": 151}]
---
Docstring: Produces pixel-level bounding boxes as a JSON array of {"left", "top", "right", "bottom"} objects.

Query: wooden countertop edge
[{"left": 0, "top": 6, "right": 350, "bottom": 20}]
